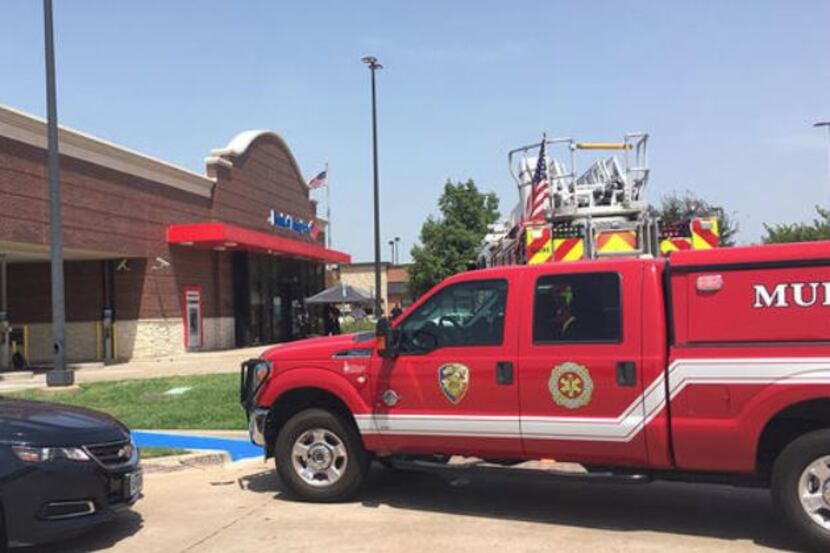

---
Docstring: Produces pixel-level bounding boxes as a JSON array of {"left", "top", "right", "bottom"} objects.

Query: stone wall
[
  {"left": 23, "top": 321, "right": 98, "bottom": 363},
  {"left": 115, "top": 316, "right": 235, "bottom": 360},
  {"left": 16, "top": 316, "right": 236, "bottom": 363},
  {"left": 203, "top": 317, "right": 235, "bottom": 351}
]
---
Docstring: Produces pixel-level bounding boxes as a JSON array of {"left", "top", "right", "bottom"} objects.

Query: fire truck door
[
  {"left": 372, "top": 277, "right": 522, "bottom": 458},
  {"left": 518, "top": 264, "right": 649, "bottom": 466}
]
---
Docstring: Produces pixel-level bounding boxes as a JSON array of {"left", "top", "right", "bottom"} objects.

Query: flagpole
[
  {"left": 543, "top": 133, "right": 550, "bottom": 217},
  {"left": 325, "top": 161, "right": 331, "bottom": 249}
]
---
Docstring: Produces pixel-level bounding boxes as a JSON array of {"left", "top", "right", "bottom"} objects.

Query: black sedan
[{"left": 0, "top": 398, "right": 142, "bottom": 549}]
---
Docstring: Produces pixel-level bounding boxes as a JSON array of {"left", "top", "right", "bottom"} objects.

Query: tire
[
  {"left": 772, "top": 429, "right": 830, "bottom": 552},
  {"left": 274, "top": 408, "right": 368, "bottom": 502}
]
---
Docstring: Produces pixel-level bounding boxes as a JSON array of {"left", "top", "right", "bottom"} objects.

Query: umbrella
[{"left": 305, "top": 282, "right": 373, "bottom": 305}]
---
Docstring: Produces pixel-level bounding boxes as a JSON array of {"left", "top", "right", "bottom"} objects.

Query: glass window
[
  {"left": 533, "top": 273, "right": 621, "bottom": 344},
  {"left": 398, "top": 279, "right": 507, "bottom": 352}
]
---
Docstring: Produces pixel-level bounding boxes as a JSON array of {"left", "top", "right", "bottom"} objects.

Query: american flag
[
  {"left": 309, "top": 222, "right": 321, "bottom": 240},
  {"left": 525, "top": 136, "right": 550, "bottom": 221},
  {"left": 307, "top": 170, "right": 328, "bottom": 189}
]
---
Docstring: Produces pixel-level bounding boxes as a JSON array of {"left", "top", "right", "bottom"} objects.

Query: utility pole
[
  {"left": 362, "top": 55, "right": 383, "bottom": 316},
  {"left": 0, "top": 255, "right": 8, "bottom": 371},
  {"left": 43, "top": 0, "right": 72, "bottom": 386}
]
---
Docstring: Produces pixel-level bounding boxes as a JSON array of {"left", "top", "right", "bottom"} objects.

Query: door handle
[
  {"left": 616, "top": 361, "right": 637, "bottom": 387},
  {"left": 496, "top": 361, "right": 513, "bottom": 385}
]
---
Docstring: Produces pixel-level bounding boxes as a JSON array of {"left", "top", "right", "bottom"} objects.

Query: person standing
[{"left": 326, "top": 304, "right": 342, "bottom": 335}]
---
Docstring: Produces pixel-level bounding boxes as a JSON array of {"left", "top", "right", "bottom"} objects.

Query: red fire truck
[{"left": 242, "top": 240, "right": 830, "bottom": 550}]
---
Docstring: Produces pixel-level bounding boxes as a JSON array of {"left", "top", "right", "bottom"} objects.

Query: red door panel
[
  {"left": 518, "top": 261, "right": 649, "bottom": 467},
  {"left": 371, "top": 277, "right": 522, "bottom": 458}
]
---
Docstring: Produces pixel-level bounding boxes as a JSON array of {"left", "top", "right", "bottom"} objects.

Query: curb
[{"left": 141, "top": 450, "right": 231, "bottom": 474}]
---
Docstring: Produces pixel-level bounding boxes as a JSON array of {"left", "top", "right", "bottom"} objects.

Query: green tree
[
  {"left": 651, "top": 191, "right": 739, "bottom": 246},
  {"left": 408, "top": 179, "right": 499, "bottom": 298},
  {"left": 762, "top": 206, "right": 830, "bottom": 244}
]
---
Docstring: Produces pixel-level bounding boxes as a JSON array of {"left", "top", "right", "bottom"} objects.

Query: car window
[
  {"left": 399, "top": 279, "right": 507, "bottom": 352},
  {"left": 533, "top": 272, "right": 621, "bottom": 344}
]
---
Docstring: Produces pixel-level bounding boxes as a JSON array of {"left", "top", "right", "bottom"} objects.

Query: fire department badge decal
[
  {"left": 549, "top": 362, "right": 593, "bottom": 409},
  {"left": 438, "top": 363, "right": 470, "bottom": 405}
]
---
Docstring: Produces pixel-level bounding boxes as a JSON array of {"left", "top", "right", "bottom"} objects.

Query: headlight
[
  {"left": 12, "top": 445, "right": 91, "bottom": 463},
  {"left": 253, "top": 360, "right": 271, "bottom": 390}
]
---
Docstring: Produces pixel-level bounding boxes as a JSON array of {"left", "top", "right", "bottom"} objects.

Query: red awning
[{"left": 166, "top": 223, "right": 350, "bottom": 264}]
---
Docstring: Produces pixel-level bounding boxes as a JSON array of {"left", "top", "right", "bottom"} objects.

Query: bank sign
[{"left": 268, "top": 209, "right": 317, "bottom": 238}]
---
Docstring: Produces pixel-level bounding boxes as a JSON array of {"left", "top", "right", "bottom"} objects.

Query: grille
[
  {"left": 240, "top": 358, "right": 266, "bottom": 409},
  {"left": 84, "top": 439, "right": 133, "bottom": 468}
]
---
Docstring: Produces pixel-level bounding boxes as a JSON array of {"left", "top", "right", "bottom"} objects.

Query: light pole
[
  {"left": 394, "top": 236, "right": 400, "bottom": 265},
  {"left": 43, "top": 0, "right": 72, "bottom": 386},
  {"left": 816, "top": 121, "right": 830, "bottom": 201},
  {"left": 362, "top": 55, "right": 383, "bottom": 316},
  {"left": 388, "top": 240, "right": 395, "bottom": 263}
]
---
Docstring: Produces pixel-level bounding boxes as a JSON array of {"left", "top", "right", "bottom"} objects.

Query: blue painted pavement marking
[{"left": 132, "top": 431, "right": 263, "bottom": 461}]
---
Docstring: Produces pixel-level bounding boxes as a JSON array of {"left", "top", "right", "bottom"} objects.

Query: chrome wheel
[
  {"left": 799, "top": 455, "right": 830, "bottom": 530},
  {"left": 290, "top": 428, "right": 348, "bottom": 487}
]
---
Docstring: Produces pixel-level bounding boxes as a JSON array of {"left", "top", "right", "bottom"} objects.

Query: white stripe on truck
[{"left": 355, "top": 357, "right": 830, "bottom": 442}]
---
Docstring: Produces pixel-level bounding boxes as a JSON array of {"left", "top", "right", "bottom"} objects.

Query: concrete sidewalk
[{"left": 0, "top": 345, "right": 272, "bottom": 392}]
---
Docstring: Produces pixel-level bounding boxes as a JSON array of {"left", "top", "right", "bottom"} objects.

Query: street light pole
[
  {"left": 43, "top": 0, "right": 72, "bottom": 386},
  {"left": 816, "top": 121, "right": 830, "bottom": 202},
  {"left": 394, "top": 236, "right": 400, "bottom": 265},
  {"left": 362, "top": 55, "right": 383, "bottom": 316},
  {"left": 388, "top": 240, "right": 395, "bottom": 263}
]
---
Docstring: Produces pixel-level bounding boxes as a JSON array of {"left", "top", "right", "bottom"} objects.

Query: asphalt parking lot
[{"left": 30, "top": 461, "right": 803, "bottom": 553}]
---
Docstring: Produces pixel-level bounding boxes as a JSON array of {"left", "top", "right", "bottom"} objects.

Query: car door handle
[
  {"left": 616, "top": 361, "right": 637, "bottom": 387},
  {"left": 496, "top": 361, "right": 513, "bottom": 385}
]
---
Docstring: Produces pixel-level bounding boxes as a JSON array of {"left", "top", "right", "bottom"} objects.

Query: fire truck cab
[{"left": 243, "top": 239, "right": 830, "bottom": 551}]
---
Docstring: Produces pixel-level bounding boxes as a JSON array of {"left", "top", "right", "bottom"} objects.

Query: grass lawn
[
  {"left": 139, "top": 447, "right": 190, "bottom": 459},
  {"left": 10, "top": 373, "right": 247, "bottom": 431}
]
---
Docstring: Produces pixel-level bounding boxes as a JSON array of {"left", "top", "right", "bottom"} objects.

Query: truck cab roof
[{"left": 668, "top": 239, "right": 830, "bottom": 269}]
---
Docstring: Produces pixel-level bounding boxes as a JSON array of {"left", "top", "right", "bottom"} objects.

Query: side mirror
[{"left": 376, "top": 316, "right": 398, "bottom": 358}]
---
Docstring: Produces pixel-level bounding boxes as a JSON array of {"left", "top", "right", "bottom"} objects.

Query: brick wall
[
  {"left": 0, "top": 126, "right": 325, "bottom": 360},
  {"left": 338, "top": 265, "right": 388, "bottom": 313}
]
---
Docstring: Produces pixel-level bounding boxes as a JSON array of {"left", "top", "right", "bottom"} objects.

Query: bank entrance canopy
[
  {"left": 167, "top": 223, "right": 350, "bottom": 264},
  {"left": 305, "top": 282, "right": 373, "bottom": 305}
]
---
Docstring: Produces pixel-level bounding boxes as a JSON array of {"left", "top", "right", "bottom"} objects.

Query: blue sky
[{"left": 2, "top": 1, "right": 829, "bottom": 262}]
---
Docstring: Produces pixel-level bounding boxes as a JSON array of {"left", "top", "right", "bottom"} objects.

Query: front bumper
[
  {"left": 248, "top": 407, "right": 269, "bottom": 447},
  {"left": 2, "top": 455, "right": 142, "bottom": 547},
  {"left": 241, "top": 358, "right": 270, "bottom": 448}
]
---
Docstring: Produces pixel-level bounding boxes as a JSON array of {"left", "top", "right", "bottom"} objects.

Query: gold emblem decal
[
  {"left": 438, "top": 363, "right": 470, "bottom": 405},
  {"left": 549, "top": 362, "right": 593, "bottom": 409}
]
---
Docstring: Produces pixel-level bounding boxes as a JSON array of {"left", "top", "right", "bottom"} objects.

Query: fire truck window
[
  {"left": 398, "top": 279, "right": 507, "bottom": 351},
  {"left": 533, "top": 273, "right": 621, "bottom": 344}
]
